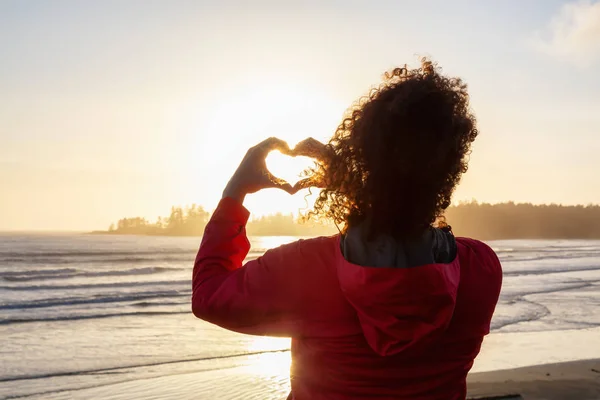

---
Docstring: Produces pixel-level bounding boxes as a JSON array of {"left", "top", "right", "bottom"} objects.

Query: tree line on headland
[
  {"left": 444, "top": 202, "right": 600, "bottom": 240},
  {"left": 98, "top": 201, "right": 600, "bottom": 240},
  {"left": 100, "top": 204, "right": 335, "bottom": 237}
]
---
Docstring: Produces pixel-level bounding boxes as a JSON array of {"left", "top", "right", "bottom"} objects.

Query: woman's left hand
[{"left": 223, "top": 137, "right": 295, "bottom": 204}]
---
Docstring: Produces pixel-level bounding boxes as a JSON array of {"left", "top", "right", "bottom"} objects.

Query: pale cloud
[{"left": 532, "top": 0, "right": 600, "bottom": 66}]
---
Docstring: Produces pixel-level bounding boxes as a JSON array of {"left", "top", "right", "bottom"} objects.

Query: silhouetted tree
[{"left": 105, "top": 202, "right": 600, "bottom": 239}]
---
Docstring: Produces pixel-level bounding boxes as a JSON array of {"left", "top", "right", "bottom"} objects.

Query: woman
[{"left": 192, "top": 59, "right": 502, "bottom": 400}]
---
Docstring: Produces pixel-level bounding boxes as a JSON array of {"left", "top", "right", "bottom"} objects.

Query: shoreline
[
  {"left": 23, "top": 358, "right": 599, "bottom": 400},
  {"left": 467, "top": 359, "right": 600, "bottom": 400},
  {"left": 5, "top": 326, "right": 600, "bottom": 399},
  {"left": 86, "top": 230, "right": 600, "bottom": 240}
]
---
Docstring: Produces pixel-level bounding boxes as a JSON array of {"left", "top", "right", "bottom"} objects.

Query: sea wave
[
  {"left": 0, "top": 349, "right": 290, "bottom": 383},
  {"left": 1, "top": 266, "right": 183, "bottom": 282},
  {"left": 0, "top": 279, "right": 189, "bottom": 291},
  {"left": 0, "top": 267, "right": 77, "bottom": 276},
  {"left": 0, "top": 290, "right": 188, "bottom": 310},
  {"left": 0, "top": 250, "right": 193, "bottom": 258},
  {"left": 0, "top": 310, "right": 189, "bottom": 325},
  {"left": 495, "top": 244, "right": 600, "bottom": 253},
  {"left": 491, "top": 298, "right": 551, "bottom": 330},
  {"left": 1, "top": 255, "right": 193, "bottom": 266},
  {"left": 502, "top": 265, "right": 600, "bottom": 277},
  {"left": 500, "top": 252, "right": 600, "bottom": 263}
]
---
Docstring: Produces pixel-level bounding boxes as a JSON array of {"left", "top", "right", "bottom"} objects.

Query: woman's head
[{"left": 309, "top": 59, "right": 478, "bottom": 238}]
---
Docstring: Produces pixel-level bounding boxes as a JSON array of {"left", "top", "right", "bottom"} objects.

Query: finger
[
  {"left": 292, "top": 177, "right": 324, "bottom": 192},
  {"left": 255, "top": 137, "right": 291, "bottom": 156},
  {"left": 296, "top": 137, "right": 320, "bottom": 147},
  {"left": 279, "top": 182, "right": 296, "bottom": 195},
  {"left": 293, "top": 137, "right": 318, "bottom": 153},
  {"left": 292, "top": 137, "right": 327, "bottom": 159},
  {"left": 264, "top": 172, "right": 295, "bottom": 195},
  {"left": 270, "top": 180, "right": 296, "bottom": 195},
  {"left": 292, "top": 178, "right": 311, "bottom": 191}
]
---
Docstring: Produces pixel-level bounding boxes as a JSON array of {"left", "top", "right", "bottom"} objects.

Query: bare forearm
[{"left": 222, "top": 178, "right": 247, "bottom": 204}]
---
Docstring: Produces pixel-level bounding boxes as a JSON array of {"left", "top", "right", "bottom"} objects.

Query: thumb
[
  {"left": 265, "top": 172, "right": 295, "bottom": 195},
  {"left": 293, "top": 177, "right": 325, "bottom": 192}
]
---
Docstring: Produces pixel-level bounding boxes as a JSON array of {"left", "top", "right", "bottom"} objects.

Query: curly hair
[{"left": 306, "top": 59, "right": 478, "bottom": 239}]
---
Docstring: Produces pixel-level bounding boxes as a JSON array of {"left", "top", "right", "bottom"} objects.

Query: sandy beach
[
  {"left": 468, "top": 359, "right": 600, "bottom": 400},
  {"left": 14, "top": 326, "right": 600, "bottom": 400},
  {"left": 26, "top": 356, "right": 599, "bottom": 400}
]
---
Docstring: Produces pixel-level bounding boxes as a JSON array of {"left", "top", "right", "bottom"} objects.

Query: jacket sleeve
[{"left": 191, "top": 197, "right": 305, "bottom": 337}]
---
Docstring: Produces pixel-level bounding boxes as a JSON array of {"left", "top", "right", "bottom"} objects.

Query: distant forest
[
  {"left": 98, "top": 202, "right": 600, "bottom": 240},
  {"left": 100, "top": 204, "right": 335, "bottom": 237},
  {"left": 444, "top": 202, "right": 600, "bottom": 240}
]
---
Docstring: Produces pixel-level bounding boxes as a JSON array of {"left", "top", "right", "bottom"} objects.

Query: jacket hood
[{"left": 336, "top": 229, "right": 460, "bottom": 356}]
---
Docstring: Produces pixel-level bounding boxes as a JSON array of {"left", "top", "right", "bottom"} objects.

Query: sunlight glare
[
  {"left": 265, "top": 151, "right": 317, "bottom": 186},
  {"left": 245, "top": 336, "right": 292, "bottom": 377},
  {"left": 181, "top": 81, "right": 345, "bottom": 216},
  {"left": 248, "top": 336, "right": 291, "bottom": 352},
  {"left": 253, "top": 236, "right": 300, "bottom": 249}
]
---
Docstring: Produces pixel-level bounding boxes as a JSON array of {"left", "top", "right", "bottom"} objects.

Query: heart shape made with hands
[{"left": 265, "top": 150, "right": 317, "bottom": 187}]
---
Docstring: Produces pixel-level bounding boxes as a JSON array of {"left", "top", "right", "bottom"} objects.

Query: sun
[
  {"left": 265, "top": 151, "right": 316, "bottom": 186},
  {"left": 180, "top": 81, "right": 347, "bottom": 216},
  {"left": 206, "top": 83, "right": 345, "bottom": 216}
]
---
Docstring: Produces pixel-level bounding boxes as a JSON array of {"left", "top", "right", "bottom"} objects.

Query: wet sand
[
  {"left": 467, "top": 359, "right": 600, "bottom": 400},
  {"left": 32, "top": 358, "right": 600, "bottom": 400}
]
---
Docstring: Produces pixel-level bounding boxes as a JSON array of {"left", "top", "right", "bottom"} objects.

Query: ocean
[{"left": 1, "top": 234, "right": 599, "bottom": 399}]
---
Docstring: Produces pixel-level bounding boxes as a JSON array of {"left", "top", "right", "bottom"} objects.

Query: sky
[{"left": 1, "top": 0, "right": 600, "bottom": 231}]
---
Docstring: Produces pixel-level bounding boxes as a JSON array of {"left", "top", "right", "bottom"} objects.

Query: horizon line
[{"left": 3, "top": 201, "right": 600, "bottom": 232}]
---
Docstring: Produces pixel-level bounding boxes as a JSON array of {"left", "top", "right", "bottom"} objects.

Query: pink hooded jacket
[{"left": 192, "top": 197, "right": 502, "bottom": 399}]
